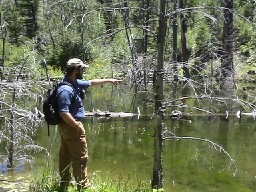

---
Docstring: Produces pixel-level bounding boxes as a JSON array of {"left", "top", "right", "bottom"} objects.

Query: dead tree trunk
[
  {"left": 180, "top": 0, "right": 190, "bottom": 79},
  {"left": 8, "top": 89, "right": 16, "bottom": 169},
  {"left": 221, "top": 0, "right": 234, "bottom": 91},
  {"left": 122, "top": 0, "right": 144, "bottom": 107},
  {"left": 0, "top": 10, "right": 6, "bottom": 81},
  {"left": 172, "top": 0, "right": 178, "bottom": 82},
  {"left": 152, "top": 0, "right": 167, "bottom": 189},
  {"left": 140, "top": 0, "right": 151, "bottom": 91},
  {"left": 143, "top": 0, "right": 150, "bottom": 55},
  {"left": 122, "top": 0, "right": 138, "bottom": 66}
]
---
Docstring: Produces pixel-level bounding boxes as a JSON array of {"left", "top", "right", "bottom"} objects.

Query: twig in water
[{"left": 164, "top": 132, "right": 237, "bottom": 176}]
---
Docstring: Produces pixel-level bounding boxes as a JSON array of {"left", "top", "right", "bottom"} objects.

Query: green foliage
[
  {"left": 46, "top": 35, "right": 92, "bottom": 70},
  {"left": 37, "top": 0, "right": 112, "bottom": 71},
  {"left": 1, "top": 1, "right": 25, "bottom": 45},
  {"left": 194, "top": 18, "right": 212, "bottom": 49},
  {"left": 44, "top": 65, "right": 64, "bottom": 79},
  {"left": 29, "top": 164, "right": 60, "bottom": 192},
  {"left": 236, "top": 0, "right": 256, "bottom": 21},
  {"left": 0, "top": 39, "right": 45, "bottom": 80},
  {"left": 86, "top": 58, "right": 113, "bottom": 79},
  {"left": 68, "top": 172, "right": 152, "bottom": 192},
  {"left": 29, "top": 165, "right": 151, "bottom": 192},
  {"left": 0, "top": 0, "right": 255, "bottom": 81},
  {"left": 152, "top": 189, "right": 164, "bottom": 192},
  {"left": 18, "top": 0, "right": 39, "bottom": 38}
]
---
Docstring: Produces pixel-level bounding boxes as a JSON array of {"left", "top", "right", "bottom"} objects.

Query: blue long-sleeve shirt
[{"left": 57, "top": 76, "right": 91, "bottom": 120}]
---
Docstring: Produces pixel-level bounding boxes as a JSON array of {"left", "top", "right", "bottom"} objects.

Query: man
[{"left": 57, "top": 58, "right": 122, "bottom": 191}]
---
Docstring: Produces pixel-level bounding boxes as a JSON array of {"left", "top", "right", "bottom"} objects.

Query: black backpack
[{"left": 43, "top": 82, "right": 73, "bottom": 136}]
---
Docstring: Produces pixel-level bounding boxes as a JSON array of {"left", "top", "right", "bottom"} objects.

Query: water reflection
[
  {"left": 1, "top": 113, "right": 256, "bottom": 191},
  {"left": 0, "top": 159, "right": 27, "bottom": 173},
  {"left": 84, "top": 116, "right": 154, "bottom": 190},
  {"left": 218, "top": 120, "right": 229, "bottom": 149}
]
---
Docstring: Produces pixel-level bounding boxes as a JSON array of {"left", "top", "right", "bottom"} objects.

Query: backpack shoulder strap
[{"left": 58, "top": 81, "right": 76, "bottom": 103}]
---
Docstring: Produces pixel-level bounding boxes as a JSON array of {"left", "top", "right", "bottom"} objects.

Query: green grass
[
  {"left": 29, "top": 166, "right": 60, "bottom": 191},
  {"left": 29, "top": 165, "right": 153, "bottom": 192},
  {"left": 68, "top": 172, "right": 152, "bottom": 192}
]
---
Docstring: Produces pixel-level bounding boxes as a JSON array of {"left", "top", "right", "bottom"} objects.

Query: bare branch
[{"left": 164, "top": 132, "right": 237, "bottom": 176}]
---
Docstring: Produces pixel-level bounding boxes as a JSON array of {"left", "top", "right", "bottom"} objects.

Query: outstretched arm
[{"left": 89, "top": 79, "right": 122, "bottom": 86}]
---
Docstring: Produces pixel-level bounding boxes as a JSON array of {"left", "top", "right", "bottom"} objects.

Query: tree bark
[
  {"left": 122, "top": 0, "right": 138, "bottom": 64},
  {"left": 152, "top": 0, "right": 167, "bottom": 189},
  {"left": 0, "top": 11, "right": 6, "bottom": 81},
  {"left": 8, "top": 88, "right": 16, "bottom": 169},
  {"left": 221, "top": 0, "right": 234, "bottom": 91},
  {"left": 173, "top": 0, "right": 178, "bottom": 81},
  {"left": 180, "top": 0, "right": 190, "bottom": 79},
  {"left": 143, "top": 0, "right": 150, "bottom": 55}
]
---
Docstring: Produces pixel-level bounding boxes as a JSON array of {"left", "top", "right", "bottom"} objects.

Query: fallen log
[
  {"left": 83, "top": 110, "right": 256, "bottom": 120},
  {"left": 85, "top": 111, "right": 136, "bottom": 118}
]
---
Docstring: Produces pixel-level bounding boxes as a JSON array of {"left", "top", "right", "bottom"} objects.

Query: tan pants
[{"left": 58, "top": 121, "right": 89, "bottom": 191}]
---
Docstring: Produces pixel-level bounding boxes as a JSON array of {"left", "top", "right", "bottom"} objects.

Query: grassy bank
[{"left": 29, "top": 164, "right": 155, "bottom": 192}]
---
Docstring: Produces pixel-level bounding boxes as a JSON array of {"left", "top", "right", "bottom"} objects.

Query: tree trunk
[
  {"left": 122, "top": 0, "right": 142, "bottom": 92},
  {"left": 221, "top": 0, "right": 234, "bottom": 91},
  {"left": 122, "top": 0, "right": 138, "bottom": 65},
  {"left": 173, "top": 0, "right": 178, "bottom": 81},
  {"left": 143, "top": 0, "right": 150, "bottom": 55},
  {"left": 152, "top": 0, "right": 167, "bottom": 189},
  {"left": 141, "top": 0, "right": 150, "bottom": 90},
  {"left": 8, "top": 89, "right": 16, "bottom": 169},
  {"left": 180, "top": 0, "right": 190, "bottom": 79},
  {"left": 0, "top": 11, "right": 6, "bottom": 81}
]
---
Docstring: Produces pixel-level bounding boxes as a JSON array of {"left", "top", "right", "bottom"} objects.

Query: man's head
[{"left": 66, "top": 58, "right": 89, "bottom": 79}]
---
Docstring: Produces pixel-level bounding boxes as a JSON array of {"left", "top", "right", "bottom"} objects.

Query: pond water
[{"left": 1, "top": 85, "right": 256, "bottom": 191}]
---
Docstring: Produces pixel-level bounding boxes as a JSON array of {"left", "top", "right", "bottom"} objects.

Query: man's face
[{"left": 75, "top": 67, "right": 85, "bottom": 79}]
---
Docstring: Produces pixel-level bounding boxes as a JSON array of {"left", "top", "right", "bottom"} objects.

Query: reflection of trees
[
  {"left": 164, "top": 130, "right": 237, "bottom": 175},
  {"left": 88, "top": 117, "right": 153, "bottom": 179},
  {"left": 218, "top": 119, "right": 230, "bottom": 150}
]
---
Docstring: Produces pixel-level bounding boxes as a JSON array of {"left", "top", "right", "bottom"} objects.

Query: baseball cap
[{"left": 67, "top": 58, "right": 89, "bottom": 68}]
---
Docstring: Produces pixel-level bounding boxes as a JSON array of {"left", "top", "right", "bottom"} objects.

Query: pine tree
[{"left": 18, "top": 0, "right": 39, "bottom": 39}]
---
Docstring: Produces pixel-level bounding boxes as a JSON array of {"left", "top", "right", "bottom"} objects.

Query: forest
[
  {"left": 0, "top": 0, "right": 255, "bottom": 83},
  {"left": 0, "top": 0, "right": 256, "bottom": 191}
]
